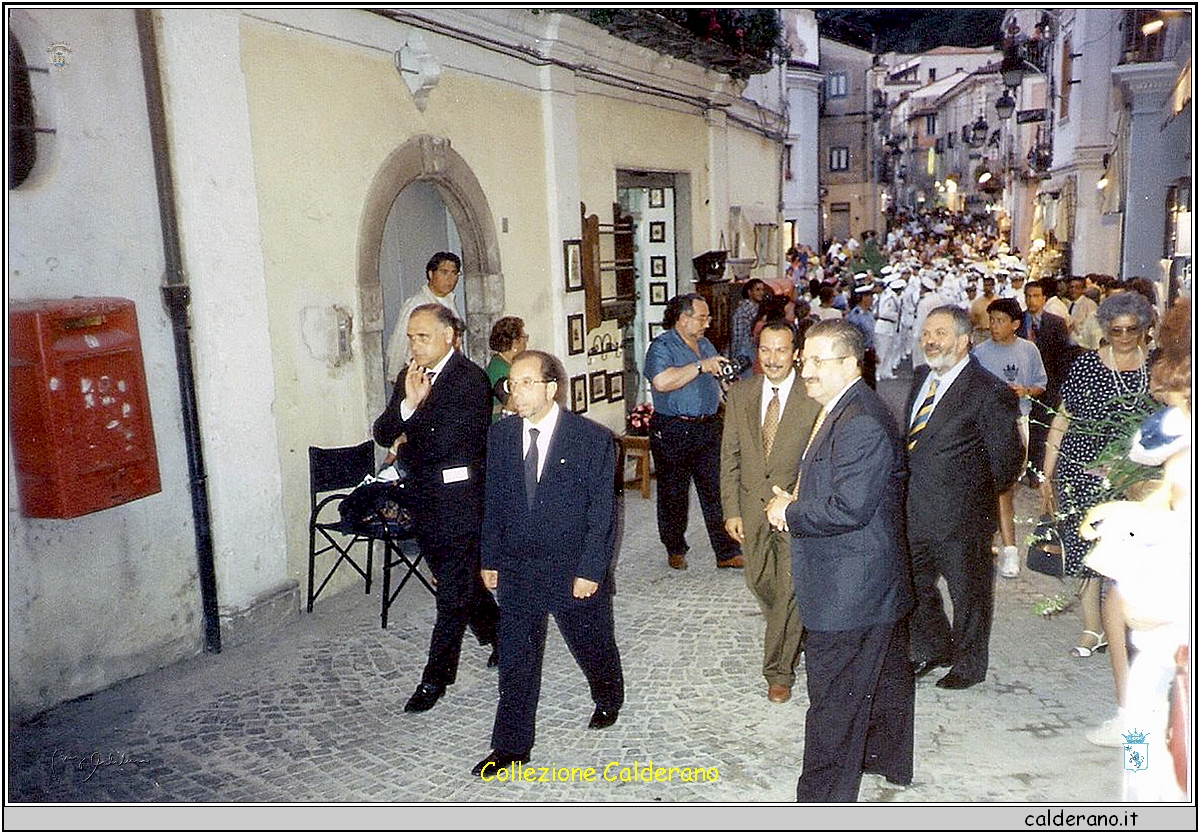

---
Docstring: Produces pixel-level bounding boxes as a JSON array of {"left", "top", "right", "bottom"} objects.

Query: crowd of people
[{"left": 370, "top": 204, "right": 1189, "bottom": 801}]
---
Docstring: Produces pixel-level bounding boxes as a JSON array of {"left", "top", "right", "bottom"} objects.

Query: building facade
[
  {"left": 817, "top": 37, "right": 882, "bottom": 245},
  {"left": 997, "top": 8, "right": 1192, "bottom": 299}
]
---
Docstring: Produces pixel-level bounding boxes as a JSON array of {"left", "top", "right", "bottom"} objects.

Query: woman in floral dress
[{"left": 1040, "top": 291, "right": 1157, "bottom": 744}]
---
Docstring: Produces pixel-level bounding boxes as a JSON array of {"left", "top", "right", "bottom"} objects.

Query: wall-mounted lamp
[
  {"left": 996, "top": 90, "right": 1016, "bottom": 120},
  {"left": 1000, "top": 47, "right": 1026, "bottom": 89},
  {"left": 969, "top": 115, "right": 989, "bottom": 147},
  {"left": 1141, "top": 18, "right": 1165, "bottom": 36},
  {"left": 1096, "top": 152, "right": 1111, "bottom": 190}
]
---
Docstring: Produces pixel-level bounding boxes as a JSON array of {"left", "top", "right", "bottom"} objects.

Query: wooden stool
[{"left": 620, "top": 434, "right": 652, "bottom": 499}]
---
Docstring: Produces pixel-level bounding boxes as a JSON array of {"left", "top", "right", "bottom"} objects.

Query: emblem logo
[
  {"left": 47, "top": 42, "right": 72, "bottom": 69},
  {"left": 1122, "top": 729, "right": 1149, "bottom": 772}
]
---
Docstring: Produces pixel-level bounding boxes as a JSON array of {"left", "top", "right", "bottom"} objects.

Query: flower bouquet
[{"left": 627, "top": 402, "right": 654, "bottom": 436}]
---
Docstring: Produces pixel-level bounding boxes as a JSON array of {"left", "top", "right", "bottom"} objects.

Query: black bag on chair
[
  {"left": 1026, "top": 514, "right": 1065, "bottom": 577},
  {"left": 338, "top": 462, "right": 418, "bottom": 535}
]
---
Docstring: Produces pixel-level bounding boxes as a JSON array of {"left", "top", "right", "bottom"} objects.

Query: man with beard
[{"left": 905, "top": 306, "right": 1023, "bottom": 689}]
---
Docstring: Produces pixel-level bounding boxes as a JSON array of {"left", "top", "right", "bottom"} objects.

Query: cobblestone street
[{"left": 7, "top": 376, "right": 1192, "bottom": 830}]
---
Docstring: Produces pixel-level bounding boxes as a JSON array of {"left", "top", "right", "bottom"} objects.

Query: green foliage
[{"left": 559, "top": 9, "right": 787, "bottom": 81}]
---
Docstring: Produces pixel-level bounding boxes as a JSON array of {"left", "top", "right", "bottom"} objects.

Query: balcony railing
[{"left": 1121, "top": 10, "right": 1167, "bottom": 64}]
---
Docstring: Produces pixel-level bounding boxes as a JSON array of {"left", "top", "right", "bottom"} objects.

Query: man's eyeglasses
[
  {"left": 503, "top": 378, "right": 552, "bottom": 394},
  {"left": 800, "top": 355, "right": 850, "bottom": 370}
]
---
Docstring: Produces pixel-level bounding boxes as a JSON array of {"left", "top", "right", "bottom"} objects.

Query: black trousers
[
  {"left": 490, "top": 591, "right": 624, "bottom": 756},
  {"left": 648, "top": 414, "right": 739, "bottom": 562},
  {"left": 419, "top": 534, "right": 499, "bottom": 687},
  {"left": 797, "top": 619, "right": 914, "bottom": 803},
  {"left": 908, "top": 533, "right": 993, "bottom": 683}
]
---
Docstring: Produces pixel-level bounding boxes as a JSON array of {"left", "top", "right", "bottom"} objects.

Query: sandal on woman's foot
[{"left": 1071, "top": 630, "right": 1108, "bottom": 657}]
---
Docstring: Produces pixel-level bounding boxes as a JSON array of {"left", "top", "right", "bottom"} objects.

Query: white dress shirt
[
  {"left": 759, "top": 369, "right": 798, "bottom": 426},
  {"left": 909, "top": 353, "right": 970, "bottom": 427}
]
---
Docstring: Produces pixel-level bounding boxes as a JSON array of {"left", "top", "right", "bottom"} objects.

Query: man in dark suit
[
  {"left": 906, "top": 305, "right": 1023, "bottom": 690},
  {"left": 372, "top": 304, "right": 499, "bottom": 713},
  {"left": 720, "top": 323, "right": 820, "bottom": 704},
  {"left": 471, "top": 350, "right": 624, "bottom": 776},
  {"left": 765, "top": 319, "right": 914, "bottom": 803},
  {"left": 1020, "top": 279, "right": 1076, "bottom": 486}
]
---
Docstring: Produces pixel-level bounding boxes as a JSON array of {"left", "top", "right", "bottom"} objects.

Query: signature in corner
[{"left": 51, "top": 748, "right": 150, "bottom": 782}]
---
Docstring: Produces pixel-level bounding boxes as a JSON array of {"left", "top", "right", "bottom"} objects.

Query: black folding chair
[
  {"left": 370, "top": 518, "right": 436, "bottom": 628},
  {"left": 307, "top": 441, "right": 378, "bottom": 612}
]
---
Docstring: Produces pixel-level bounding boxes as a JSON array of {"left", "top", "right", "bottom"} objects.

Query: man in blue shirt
[
  {"left": 644, "top": 294, "right": 743, "bottom": 571},
  {"left": 729, "top": 279, "right": 767, "bottom": 381}
]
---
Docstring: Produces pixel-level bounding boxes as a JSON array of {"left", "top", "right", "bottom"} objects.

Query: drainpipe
[{"left": 136, "top": 9, "right": 221, "bottom": 653}]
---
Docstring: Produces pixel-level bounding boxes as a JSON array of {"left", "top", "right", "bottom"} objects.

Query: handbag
[
  {"left": 338, "top": 462, "right": 418, "bottom": 535},
  {"left": 1026, "top": 514, "right": 1065, "bottom": 577}
]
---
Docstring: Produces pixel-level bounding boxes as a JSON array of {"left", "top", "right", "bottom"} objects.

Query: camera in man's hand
[{"left": 718, "top": 355, "right": 751, "bottom": 382}]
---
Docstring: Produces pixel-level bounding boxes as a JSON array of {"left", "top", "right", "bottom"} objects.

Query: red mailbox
[{"left": 9, "top": 297, "right": 162, "bottom": 518}]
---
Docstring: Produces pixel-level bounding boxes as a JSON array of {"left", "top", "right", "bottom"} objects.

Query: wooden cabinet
[{"left": 694, "top": 279, "right": 740, "bottom": 355}]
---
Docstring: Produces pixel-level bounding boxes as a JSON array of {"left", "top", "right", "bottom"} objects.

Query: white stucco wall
[
  {"left": 7, "top": 9, "right": 203, "bottom": 716},
  {"left": 154, "top": 9, "right": 290, "bottom": 613}
]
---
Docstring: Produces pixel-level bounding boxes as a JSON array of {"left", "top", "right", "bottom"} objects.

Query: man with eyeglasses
[
  {"left": 373, "top": 304, "right": 499, "bottom": 715},
  {"left": 472, "top": 350, "right": 624, "bottom": 776},
  {"left": 385, "top": 251, "right": 463, "bottom": 379},
  {"left": 644, "top": 293, "right": 743, "bottom": 571},
  {"left": 764, "top": 319, "right": 914, "bottom": 801}
]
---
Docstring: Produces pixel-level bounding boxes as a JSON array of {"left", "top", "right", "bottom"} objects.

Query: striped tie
[{"left": 907, "top": 376, "right": 939, "bottom": 451}]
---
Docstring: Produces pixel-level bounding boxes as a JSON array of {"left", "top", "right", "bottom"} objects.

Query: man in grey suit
[
  {"left": 471, "top": 350, "right": 624, "bottom": 777},
  {"left": 905, "top": 305, "right": 1023, "bottom": 690},
  {"left": 720, "top": 323, "right": 820, "bottom": 704},
  {"left": 766, "top": 319, "right": 914, "bottom": 802}
]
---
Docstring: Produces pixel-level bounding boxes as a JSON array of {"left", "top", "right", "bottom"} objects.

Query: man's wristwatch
[{"left": 696, "top": 361, "right": 703, "bottom": 374}]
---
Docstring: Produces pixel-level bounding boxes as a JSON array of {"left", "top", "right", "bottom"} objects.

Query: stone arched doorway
[{"left": 356, "top": 134, "right": 504, "bottom": 417}]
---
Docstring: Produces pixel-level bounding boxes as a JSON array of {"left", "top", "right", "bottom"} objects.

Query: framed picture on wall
[
  {"left": 649, "top": 221, "right": 666, "bottom": 243},
  {"left": 607, "top": 371, "right": 624, "bottom": 402},
  {"left": 649, "top": 281, "right": 668, "bottom": 305},
  {"left": 648, "top": 322, "right": 663, "bottom": 340},
  {"left": 648, "top": 188, "right": 665, "bottom": 208},
  {"left": 567, "top": 313, "right": 585, "bottom": 355},
  {"left": 650, "top": 255, "right": 667, "bottom": 277},
  {"left": 589, "top": 371, "right": 608, "bottom": 403},
  {"left": 570, "top": 375, "right": 588, "bottom": 413},
  {"left": 563, "top": 239, "right": 583, "bottom": 292}
]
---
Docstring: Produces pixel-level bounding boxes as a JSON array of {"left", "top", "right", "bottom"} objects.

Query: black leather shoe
[
  {"left": 403, "top": 682, "right": 445, "bottom": 713},
  {"left": 472, "top": 750, "right": 529, "bottom": 777},
  {"left": 935, "top": 671, "right": 982, "bottom": 690},
  {"left": 910, "top": 656, "right": 951, "bottom": 679},
  {"left": 487, "top": 647, "right": 499, "bottom": 668},
  {"left": 588, "top": 706, "right": 620, "bottom": 730}
]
